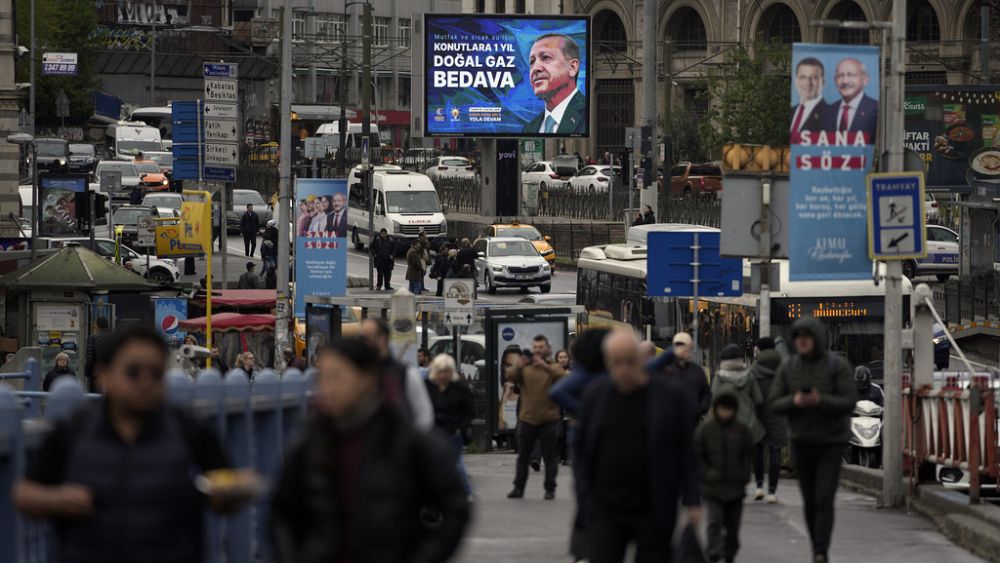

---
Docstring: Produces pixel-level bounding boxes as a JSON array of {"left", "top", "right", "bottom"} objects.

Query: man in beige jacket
[{"left": 506, "top": 334, "right": 566, "bottom": 500}]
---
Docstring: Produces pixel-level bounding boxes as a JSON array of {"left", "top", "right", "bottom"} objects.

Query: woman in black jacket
[
  {"left": 43, "top": 352, "right": 76, "bottom": 391},
  {"left": 271, "top": 340, "right": 469, "bottom": 563},
  {"left": 425, "top": 353, "right": 475, "bottom": 499}
]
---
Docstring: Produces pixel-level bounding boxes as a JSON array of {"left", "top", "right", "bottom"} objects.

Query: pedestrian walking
[
  {"left": 648, "top": 331, "right": 711, "bottom": 420},
  {"left": 710, "top": 344, "right": 765, "bottom": 446},
  {"left": 270, "top": 339, "right": 470, "bottom": 563},
  {"left": 238, "top": 261, "right": 262, "bottom": 289},
  {"left": 425, "top": 354, "right": 475, "bottom": 500},
  {"left": 371, "top": 228, "right": 396, "bottom": 291},
  {"left": 750, "top": 336, "right": 787, "bottom": 502},
  {"left": 506, "top": 334, "right": 567, "bottom": 500},
  {"left": 405, "top": 240, "right": 426, "bottom": 294},
  {"left": 84, "top": 317, "right": 112, "bottom": 392},
  {"left": 261, "top": 219, "right": 278, "bottom": 271},
  {"left": 236, "top": 351, "right": 257, "bottom": 379},
  {"left": 456, "top": 238, "right": 477, "bottom": 272},
  {"left": 769, "top": 317, "right": 857, "bottom": 563},
  {"left": 13, "top": 327, "right": 251, "bottom": 563},
  {"left": 431, "top": 248, "right": 450, "bottom": 296},
  {"left": 240, "top": 204, "right": 260, "bottom": 257},
  {"left": 696, "top": 392, "right": 755, "bottom": 563},
  {"left": 43, "top": 352, "right": 77, "bottom": 391},
  {"left": 575, "top": 329, "right": 701, "bottom": 563},
  {"left": 359, "top": 318, "right": 434, "bottom": 431}
]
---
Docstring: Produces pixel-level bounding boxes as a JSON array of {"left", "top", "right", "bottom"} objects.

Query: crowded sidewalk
[{"left": 453, "top": 454, "right": 986, "bottom": 563}]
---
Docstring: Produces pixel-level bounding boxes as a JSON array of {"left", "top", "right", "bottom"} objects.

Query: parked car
[
  {"left": 669, "top": 162, "right": 723, "bottom": 197},
  {"left": 486, "top": 220, "right": 556, "bottom": 267},
  {"left": 110, "top": 204, "right": 177, "bottom": 249},
  {"left": 473, "top": 236, "right": 552, "bottom": 294},
  {"left": 522, "top": 160, "right": 569, "bottom": 192},
  {"left": 925, "top": 192, "right": 939, "bottom": 222},
  {"left": 226, "top": 189, "right": 272, "bottom": 233},
  {"left": 34, "top": 138, "right": 69, "bottom": 173},
  {"left": 68, "top": 144, "right": 97, "bottom": 173},
  {"left": 40, "top": 237, "right": 180, "bottom": 284},
  {"left": 133, "top": 159, "right": 170, "bottom": 191},
  {"left": 401, "top": 147, "right": 440, "bottom": 171},
  {"left": 568, "top": 165, "right": 620, "bottom": 193},
  {"left": 425, "top": 156, "right": 475, "bottom": 183},
  {"left": 903, "top": 224, "right": 959, "bottom": 282},
  {"left": 91, "top": 160, "right": 142, "bottom": 203},
  {"left": 146, "top": 151, "right": 174, "bottom": 180},
  {"left": 142, "top": 192, "right": 183, "bottom": 216}
]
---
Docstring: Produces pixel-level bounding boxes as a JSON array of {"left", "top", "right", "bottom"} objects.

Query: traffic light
[
  {"left": 74, "top": 192, "right": 109, "bottom": 231},
  {"left": 722, "top": 144, "right": 790, "bottom": 173}
]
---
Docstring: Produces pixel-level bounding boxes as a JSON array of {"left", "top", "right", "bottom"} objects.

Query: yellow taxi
[{"left": 488, "top": 220, "right": 556, "bottom": 268}]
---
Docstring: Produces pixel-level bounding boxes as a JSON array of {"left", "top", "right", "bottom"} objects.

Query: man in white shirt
[
  {"left": 523, "top": 34, "right": 587, "bottom": 135},
  {"left": 790, "top": 57, "right": 827, "bottom": 142}
]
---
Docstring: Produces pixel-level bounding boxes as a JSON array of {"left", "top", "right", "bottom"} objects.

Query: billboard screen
[{"left": 424, "top": 14, "right": 590, "bottom": 138}]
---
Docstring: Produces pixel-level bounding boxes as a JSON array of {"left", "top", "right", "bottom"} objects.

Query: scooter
[{"left": 846, "top": 400, "right": 883, "bottom": 468}]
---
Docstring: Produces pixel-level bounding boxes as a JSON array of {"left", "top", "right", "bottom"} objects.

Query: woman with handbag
[{"left": 425, "top": 354, "right": 476, "bottom": 501}]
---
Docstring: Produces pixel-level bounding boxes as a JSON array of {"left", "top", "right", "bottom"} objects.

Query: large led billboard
[{"left": 423, "top": 14, "right": 590, "bottom": 138}]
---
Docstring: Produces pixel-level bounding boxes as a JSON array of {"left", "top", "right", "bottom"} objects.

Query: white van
[
  {"left": 316, "top": 121, "right": 381, "bottom": 151},
  {"left": 105, "top": 121, "right": 163, "bottom": 160},
  {"left": 347, "top": 166, "right": 446, "bottom": 250},
  {"left": 128, "top": 105, "right": 172, "bottom": 139}
]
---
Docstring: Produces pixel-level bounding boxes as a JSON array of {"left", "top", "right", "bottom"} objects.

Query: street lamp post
[
  {"left": 7, "top": 133, "right": 36, "bottom": 261},
  {"left": 29, "top": 0, "right": 34, "bottom": 133}
]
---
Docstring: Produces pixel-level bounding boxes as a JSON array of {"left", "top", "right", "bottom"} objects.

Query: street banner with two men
[{"left": 294, "top": 178, "right": 348, "bottom": 317}]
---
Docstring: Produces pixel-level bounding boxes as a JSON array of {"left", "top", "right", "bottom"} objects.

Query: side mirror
[
  {"left": 375, "top": 203, "right": 384, "bottom": 215},
  {"left": 477, "top": 252, "right": 485, "bottom": 259}
]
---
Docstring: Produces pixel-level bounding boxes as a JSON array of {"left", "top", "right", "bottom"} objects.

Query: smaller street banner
[
  {"left": 153, "top": 298, "right": 188, "bottom": 347},
  {"left": 155, "top": 200, "right": 211, "bottom": 257},
  {"left": 295, "top": 178, "right": 348, "bottom": 317}
]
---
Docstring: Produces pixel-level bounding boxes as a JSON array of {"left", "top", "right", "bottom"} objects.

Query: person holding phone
[{"left": 768, "top": 317, "right": 857, "bottom": 563}]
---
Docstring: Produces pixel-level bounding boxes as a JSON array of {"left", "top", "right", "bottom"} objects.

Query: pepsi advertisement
[
  {"left": 424, "top": 14, "right": 590, "bottom": 138},
  {"left": 153, "top": 298, "right": 188, "bottom": 347}
]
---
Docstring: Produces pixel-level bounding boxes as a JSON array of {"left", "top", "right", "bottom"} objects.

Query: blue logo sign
[
  {"left": 502, "top": 327, "right": 515, "bottom": 341},
  {"left": 867, "top": 172, "right": 927, "bottom": 260},
  {"left": 203, "top": 62, "right": 238, "bottom": 78}
]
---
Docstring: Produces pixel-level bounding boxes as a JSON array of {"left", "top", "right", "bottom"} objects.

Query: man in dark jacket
[
  {"left": 751, "top": 336, "right": 787, "bottom": 502},
  {"left": 84, "top": 317, "right": 112, "bottom": 392},
  {"left": 696, "top": 392, "right": 754, "bottom": 563},
  {"left": 576, "top": 329, "right": 701, "bottom": 563},
  {"left": 647, "top": 331, "right": 711, "bottom": 420},
  {"left": 239, "top": 204, "right": 260, "bottom": 257},
  {"left": 455, "top": 238, "right": 477, "bottom": 272},
  {"left": 370, "top": 228, "right": 396, "bottom": 291},
  {"left": 405, "top": 240, "right": 426, "bottom": 294},
  {"left": 238, "top": 261, "right": 262, "bottom": 289},
  {"left": 769, "top": 317, "right": 856, "bottom": 563}
]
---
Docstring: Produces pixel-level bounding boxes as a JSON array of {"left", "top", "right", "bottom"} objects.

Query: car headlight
[
  {"left": 542, "top": 263, "right": 551, "bottom": 271},
  {"left": 932, "top": 335, "right": 947, "bottom": 345},
  {"left": 853, "top": 423, "right": 879, "bottom": 440},
  {"left": 541, "top": 249, "right": 554, "bottom": 256},
  {"left": 162, "top": 258, "right": 175, "bottom": 267},
  {"left": 58, "top": 159, "right": 66, "bottom": 165},
  {"left": 161, "top": 179, "right": 169, "bottom": 186},
  {"left": 491, "top": 265, "right": 504, "bottom": 273},
  {"left": 392, "top": 220, "right": 401, "bottom": 234}
]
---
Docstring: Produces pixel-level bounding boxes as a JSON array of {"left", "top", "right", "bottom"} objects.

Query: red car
[{"left": 668, "top": 162, "right": 723, "bottom": 197}]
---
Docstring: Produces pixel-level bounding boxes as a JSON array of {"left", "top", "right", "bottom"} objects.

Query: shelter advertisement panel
[
  {"left": 788, "top": 43, "right": 878, "bottom": 281},
  {"left": 155, "top": 200, "right": 210, "bottom": 257},
  {"left": 295, "top": 178, "right": 348, "bottom": 317},
  {"left": 153, "top": 297, "right": 188, "bottom": 347},
  {"left": 494, "top": 319, "right": 567, "bottom": 433},
  {"left": 424, "top": 14, "right": 590, "bottom": 137},
  {"left": 39, "top": 175, "right": 86, "bottom": 236}
]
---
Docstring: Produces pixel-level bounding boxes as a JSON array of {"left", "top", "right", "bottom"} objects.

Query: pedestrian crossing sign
[{"left": 866, "top": 172, "right": 927, "bottom": 261}]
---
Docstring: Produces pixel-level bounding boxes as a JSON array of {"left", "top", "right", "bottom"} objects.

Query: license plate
[{"left": 516, "top": 274, "right": 529, "bottom": 279}]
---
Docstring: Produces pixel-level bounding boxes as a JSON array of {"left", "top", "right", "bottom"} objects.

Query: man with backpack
[{"left": 769, "top": 317, "right": 857, "bottom": 563}]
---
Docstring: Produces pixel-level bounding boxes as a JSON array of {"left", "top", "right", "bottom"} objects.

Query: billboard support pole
[
  {"left": 641, "top": 0, "right": 658, "bottom": 215},
  {"left": 362, "top": 2, "right": 374, "bottom": 292},
  {"left": 882, "top": 0, "right": 907, "bottom": 509},
  {"left": 275, "top": 1, "right": 294, "bottom": 370},
  {"left": 691, "top": 232, "right": 700, "bottom": 364}
]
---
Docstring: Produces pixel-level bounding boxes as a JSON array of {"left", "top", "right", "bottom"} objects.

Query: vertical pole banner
[
  {"left": 789, "top": 44, "right": 879, "bottom": 280},
  {"left": 294, "top": 178, "right": 349, "bottom": 317},
  {"left": 153, "top": 297, "right": 188, "bottom": 347}
]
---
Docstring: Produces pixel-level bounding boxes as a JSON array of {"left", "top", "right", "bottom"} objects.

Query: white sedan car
[
  {"left": 424, "top": 156, "right": 476, "bottom": 183},
  {"left": 522, "top": 160, "right": 568, "bottom": 191},
  {"left": 568, "top": 165, "right": 620, "bottom": 192},
  {"left": 903, "top": 224, "right": 959, "bottom": 282},
  {"left": 473, "top": 237, "right": 552, "bottom": 294}
]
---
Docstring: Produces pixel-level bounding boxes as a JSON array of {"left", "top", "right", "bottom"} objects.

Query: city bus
[{"left": 576, "top": 233, "right": 912, "bottom": 373}]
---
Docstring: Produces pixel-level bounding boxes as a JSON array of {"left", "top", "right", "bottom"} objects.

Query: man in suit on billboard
[
  {"left": 523, "top": 34, "right": 586, "bottom": 135},
  {"left": 830, "top": 57, "right": 878, "bottom": 141},
  {"left": 325, "top": 192, "right": 348, "bottom": 238},
  {"left": 790, "top": 57, "right": 827, "bottom": 143}
]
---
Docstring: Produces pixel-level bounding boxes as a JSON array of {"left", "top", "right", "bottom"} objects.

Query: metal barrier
[
  {"left": 0, "top": 367, "right": 313, "bottom": 563},
  {"left": 903, "top": 383, "right": 999, "bottom": 504}
]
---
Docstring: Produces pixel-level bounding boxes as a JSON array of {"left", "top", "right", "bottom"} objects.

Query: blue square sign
[
  {"left": 646, "top": 231, "right": 743, "bottom": 298},
  {"left": 867, "top": 172, "right": 927, "bottom": 260}
]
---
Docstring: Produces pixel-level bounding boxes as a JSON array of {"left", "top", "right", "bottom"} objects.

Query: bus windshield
[{"left": 386, "top": 191, "right": 440, "bottom": 214}]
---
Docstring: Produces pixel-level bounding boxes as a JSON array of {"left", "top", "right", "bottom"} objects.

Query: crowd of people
[{"left": 17, "top": 314, "right": 866, "bottom": 563}]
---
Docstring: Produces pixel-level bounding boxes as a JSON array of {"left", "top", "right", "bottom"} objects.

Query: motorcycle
[{"left": 846, "top": 400, "right": 883, "bottom": 468}]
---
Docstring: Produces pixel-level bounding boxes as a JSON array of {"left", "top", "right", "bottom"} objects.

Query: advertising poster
[
  {"left": 155, "top": 200, "right": 210, "bottom": 257},
  {"left": 39, "top": 175, "right": 87, "bottom": 236},
  {"left": 424, "top": 14, "right": 590, "bottom": 137},
  {"left": 905, "top": 86, "right": 1000, "bottom": 190},
  {"left": 493, "top": 319, "right": 567, "bottom": 433},
  {"left": 153, "top": 298, "right": 188, "bottom": 347},
  {"left": 788, "top": 43, "right": 879, "bottom": 281},
  {"left": 295, "top": 178, "right": 348, "bottom": 317}
]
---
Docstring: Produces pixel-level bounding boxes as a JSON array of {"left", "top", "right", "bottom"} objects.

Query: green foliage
[
  {"left": 698, "top": 41, "right": 792, "bottom": 158},
  {"left": 15, "top": 0, "right": 99, "bottom": 126},
  {"left": 670, "top": 111, "right": 709, "bottom": 164}
]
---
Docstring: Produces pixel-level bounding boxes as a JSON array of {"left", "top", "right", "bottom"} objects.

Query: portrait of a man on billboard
[{"left": 523, "top": 34, "right": 586, "bottom": 135}]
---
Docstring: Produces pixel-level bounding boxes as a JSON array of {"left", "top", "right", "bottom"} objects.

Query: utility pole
[
  {"left": 641, "top": 0, "right": 658, "bottom": 214},
  {"left": 28, "top": 0, "right": 34, "bottom": 133},
  {"left": 758, "top": 175, "right": 772, "bottom": 339},
  {"left": 982, "top": 0, "right": 991, "bottom": 82},
  {"left": 662, "top": 37, "right": 673, "bottom": 220},
  {"left": 275, "top": 1, "right": 294, "bottom": 369},
  {"left": 882, "top": 0, "right": 907, "bottom": 509},
  {"left": 338, "top": 37, "right": 347, "bottom": 175},
  {"left": 150, "top": 22, "right": 156, "bottom": 105},
  {"left": 361, "top": 2, "right": 374, "bottom": 291}
]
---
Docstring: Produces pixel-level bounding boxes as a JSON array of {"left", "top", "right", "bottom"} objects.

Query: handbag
[{"left": 674, "top": 524, "right": 707, "bottom": 563}]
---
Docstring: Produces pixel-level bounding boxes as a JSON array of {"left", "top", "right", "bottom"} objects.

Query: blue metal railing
[{"left": 0, "top": 366, "right": 314, "bottom": 563}]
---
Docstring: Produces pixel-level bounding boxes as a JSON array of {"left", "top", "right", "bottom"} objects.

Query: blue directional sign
[
  {"left": 866, "top": 172, "right": 927, "bottom": 260},
  {"left": 647, "top": 231, "right": 743, "bottom": 298},
  {"left": 203, "top": 62, "right": 238, "bottom": 78}
]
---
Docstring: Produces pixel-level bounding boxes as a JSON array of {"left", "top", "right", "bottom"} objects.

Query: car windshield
[
  {"left": 233, "top": 191, "right": 265, "bottom": 206},
  {"left": 69, "top": 144, "right": 95, "bottom": 156},
  {"left": 36, "top": 141, "right": 66, "bottom": 156},
  {"left": 386, "top": 191, "right": 441, "bottom": 214},
  {"left": 442, "top": 159, "right": 469, "bottom": 167},
  {"left": 143, "top": 195, "right": 181, "bottom": 209},
  {"left": 100, "top": 162, "right": 137, "bottom": 176},
  {"left": 490, "top": 240, "right": 538, "bottom": 256},
  {"left": 497, "top": 226, "right": 542, "bottom": 241},
  {"left": 114, "top": 208, "right": 150, "bottom": 225},
  {"left": 149, "top": 153, "right": 173, "bottom": 166},
  {"left": 135, "top": 161, "right": 160, "bottom": 174},
  {"left": 117, "top": 140, "right": 163, "bottom": 155}
]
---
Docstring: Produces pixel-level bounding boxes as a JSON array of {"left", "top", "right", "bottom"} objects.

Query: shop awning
[
  {"left": 180, "top": 312, "right": 275, "bottom": 332},
  {"left": 194, "top": 289, "right": 276, "bottom": 309}
]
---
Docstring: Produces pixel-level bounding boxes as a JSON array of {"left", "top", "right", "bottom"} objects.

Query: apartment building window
[
  {"left": 374, "top": 17, "right": 390, "bottom": 47},
  {"left": 515, "top": 0, "right": 526, "bottom": 14},
  {"left": 317, "top": 14, "right": 347, "bottom": 42},
  {"left": 475, "top": 0, "right": 486, "bottom": 12},
  {"left": 292, "top": 10, "right": 305, "bottom": 38},
  {"left": 399, "top": 18, "right": 411, "bottom": 49},
  {"left": 399, "top": 77, "right": 411, "bottom": 107},
  {"left": 496, "top": 0, "right": 506, "bottom": 14}
]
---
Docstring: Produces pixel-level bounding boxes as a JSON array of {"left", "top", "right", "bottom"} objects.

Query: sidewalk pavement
[{"left": 453, "top": 453, "right": 986, "bottom": 563}]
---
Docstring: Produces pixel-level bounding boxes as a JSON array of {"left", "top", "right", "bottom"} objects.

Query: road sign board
[
  {"left": 99, "top": 170, "right": 122, "bottom": 192},
  {"left": 304, "top": 137, "right": 325, "bottom": 160},
  {"left": 137, "top": 215, "right": 156, "bottom": 247},
  {"left": 204, "top": 78, "right": 238, "bottom": 102},
  {"left": 42, "top": 52, "right": 78, "bottom": 76},
  {"left": 646, "top": 231, "right": 743, "bottom": 297},
  {"left": 444, "top": 279, "right": 475, "bottom": 326},
  {"left": 203, "top": 62, "right": 238, "bottom": 78},
  {"left": 204, "top": 143, "right": 238, "bottom": 166},
  {"left": 203, "top": 166, "right": 236, "bottom": 182},
  {"left": 204, "top": 118, "right": 238, "bottom": 143},
  {"left": 203, "top": 103, "right": 238, "bottom": 119},
  {"left": 625, "top": 127, "right": 642, "bottom": 152},
  {"left": 867, "top": 172, "right": 927, "bottom": 260}
]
